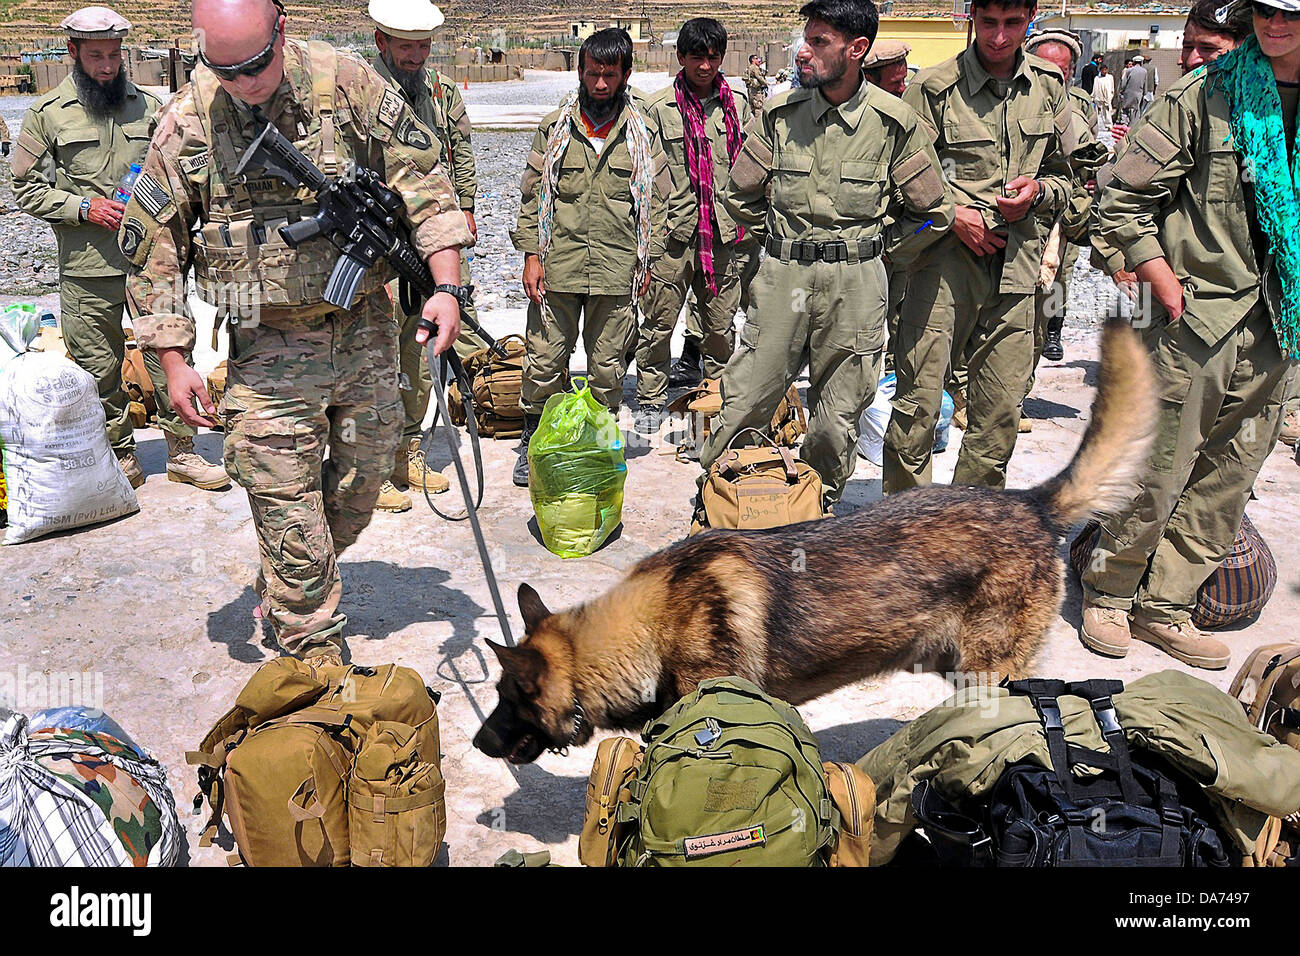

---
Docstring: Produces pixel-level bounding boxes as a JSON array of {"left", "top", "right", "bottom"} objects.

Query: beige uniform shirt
[
  {"left": 511, "top": 98, "right": 678, "bottom": 295},
  {"left": 723, "top": 78, "right": 953, "bottom": 266},
  {"left": 904, "top": 47, "right": 1076, "bottom": 294},
  {"left": 643, "top": 80, "right": 752, "bottom": 245},
  {"left": 1094, "top": 65, "right": 1282, "bottom": 348},
  {"left": 372, "top": 56, "right": 476, "bottom": 211},
  {"left": 11, "top": 73, "right": 161, "bottom": 278}
]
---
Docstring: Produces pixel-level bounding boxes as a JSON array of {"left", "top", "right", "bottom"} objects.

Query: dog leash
[{"left": 420, "top": 325, "right": 517, "bottom": 649}]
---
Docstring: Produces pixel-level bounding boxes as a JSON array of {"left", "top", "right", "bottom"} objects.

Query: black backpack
[{"left": 906, "top": 679, "right": 1232, "bottom": 867}]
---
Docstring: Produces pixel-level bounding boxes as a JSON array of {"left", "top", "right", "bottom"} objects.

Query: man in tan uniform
[
  {"left": 368, "top": 0, "right": 483, "bottom": 512},
  {"left": 639, "top": 17, "right": 751, "bottom": 415},
  {"left": 1023, "top": 29, "right": 1099, "bottom": 385},
  {"left": 124, "top": 0, "right": 470, "bottom": 660},
  {"left": 863, "top": 38, "right": 911, "bottom": 372},
  {"left": 744, "top": 54, "right": 768, "bottom": 111},
  {"left": 1080, "top": 0, "right": 1300, "bottom": 669},
  {"left": 11, "top": 6, "right": 226, "bottom": 492},
  {"left": 883, "top": 0, "right": 1075, "bottom": 493},
  {"left": 0, "top": 115, "right": 9, "bottom": 156},
  {"left": 511, "top": 28, "right": 676, "bottom": 486},
  {"left": 704, "top": 0, "right": 951, "bottom": 509}
]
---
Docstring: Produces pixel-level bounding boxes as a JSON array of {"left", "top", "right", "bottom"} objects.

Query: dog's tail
[{"left": 1032, "top": 320, "right": 1158, "bottom": 528}]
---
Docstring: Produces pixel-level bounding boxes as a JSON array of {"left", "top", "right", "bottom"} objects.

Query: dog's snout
[{"left": 473, "top": 723, "right": 506, "bottom": 758}]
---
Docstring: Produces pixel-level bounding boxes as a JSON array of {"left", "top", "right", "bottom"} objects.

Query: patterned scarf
[
  {"left": 1210, "top": 36, "right": 1300, "bottom": 360},
  {"left": 673, "top": 71, "right": 745, "bottom": 294},
  {"left": 538, "top": 90, "right": 655, "bottom": 294}
]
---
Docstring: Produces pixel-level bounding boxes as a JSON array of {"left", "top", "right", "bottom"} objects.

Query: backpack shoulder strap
[{"left": 306, "top": 40, "right": 340, "bottom": 175}]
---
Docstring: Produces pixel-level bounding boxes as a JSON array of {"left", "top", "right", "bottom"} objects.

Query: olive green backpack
[{"left": 609, "top": 677, "right": 839, "bottom": 867}]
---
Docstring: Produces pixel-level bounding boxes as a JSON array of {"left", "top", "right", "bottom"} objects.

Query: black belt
[{"left": 764, "top": 235, "right": 885, "bottom": 264}]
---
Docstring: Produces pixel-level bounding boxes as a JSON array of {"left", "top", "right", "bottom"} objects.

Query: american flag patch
[{"left": 133, "top": 172, "right": 172, "bottom": 218}]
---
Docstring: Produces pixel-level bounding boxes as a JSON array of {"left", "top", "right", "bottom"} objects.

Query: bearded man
[
  {"left": 12, "top": 5, "right": 226, "bottom": 492},
  {"left": 510, "top": 27, "right": 678, "bottom": 486}
]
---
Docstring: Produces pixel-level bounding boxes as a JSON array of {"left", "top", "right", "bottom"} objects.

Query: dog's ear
[
  {"left": 487, "top": 640, "right": 547, "bottom": 696},
  {"left": 517, "top": 583, "right": 552, "bottom": 632}
]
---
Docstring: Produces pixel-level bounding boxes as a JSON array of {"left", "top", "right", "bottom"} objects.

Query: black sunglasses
[
  {"left": 1251, "top": 1, "right": 1300, "bottom": 21},
  {"left": 199, "top": 3, "right": 285, "bottom": 80}
]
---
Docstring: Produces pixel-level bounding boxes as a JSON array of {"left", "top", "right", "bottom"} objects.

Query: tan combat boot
[
  {"left": 1280, "top": 409, "right": 1300, "bottom": 448},
  {"left": 1080, "top": 604, "right": 1131, "bottom": 658},
  {"left": 165, "top": 433, "right": 231, "bottom": 490},
  {"left": 375, "top": 479, "right": 412, "bottom": 512},
  {"left": 116, "top": 450, "right": 144, "bottom": 489},
  {"left": 405, "top": 438, "right": 450, "bottom": 494},
  {"left": 1130, "top": 614, "right": 1231, "bottom": 670}
]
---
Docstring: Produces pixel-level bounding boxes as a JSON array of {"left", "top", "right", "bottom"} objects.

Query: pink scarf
[{"left": 673, "top": 71, "right": 744, "bottom": 295}]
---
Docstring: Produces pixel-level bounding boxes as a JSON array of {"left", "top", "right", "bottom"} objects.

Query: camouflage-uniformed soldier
[
  {"left": 0, "top": 114, "right": 10, "bottom": 156},
  {"left": 744, "top": 55, "right": 768, "bottom": 111},
  {"left": 125, "top": 0, "right": 470, "bottom": 660},
  {"left": 1080, "top": 9, "right": 1300, "bottom": 669},
  {"left": 883, "top": 0, "right": 1075, "bottom": 494},
  {"left": 368, "top": 0, "right": 481, "bottom": 512},
  {"left": 1024, "top": 29, "right": 1099, "bottom": 388},
  {"left": 511, "top": 28, "right": 676, "bottom": 486},
  {"left": 11, "top": 6, "right": 226, "bottom": 491},
  {"left": 703, "top": 2, "right": 952, "bottom": 509},
  {"left": 863, "top": 38, "right": 912, "bottom": 372},
  {"left": 639, "top": 17, "right": 752, "bottom": 409}
]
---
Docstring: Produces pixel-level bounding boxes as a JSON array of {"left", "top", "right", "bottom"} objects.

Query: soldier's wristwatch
[
  {"left": 79, "top": 198, "right": 91, "bottom": 221},
  {"left": 433, "top": 283, "right": 470, "bottom": 305}
]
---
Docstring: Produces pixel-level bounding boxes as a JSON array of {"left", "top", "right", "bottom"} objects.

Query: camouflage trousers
[
  {"left": 222, "top": 290, "right": 401, "bottom": 657},
  {"left": 60, "top": 274, "right": 195, "bottom": 454}
]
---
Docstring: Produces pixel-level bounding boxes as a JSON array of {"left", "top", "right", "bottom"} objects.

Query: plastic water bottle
[{"left": 113, "top": 162, "right": 142, "bottom": 203}]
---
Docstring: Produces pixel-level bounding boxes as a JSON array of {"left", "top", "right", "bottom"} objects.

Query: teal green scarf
[{"left": 1211, "top": 35, "right": 1300, "bottom": 360}]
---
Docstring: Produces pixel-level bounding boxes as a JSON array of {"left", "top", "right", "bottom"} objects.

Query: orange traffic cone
[{"left": 463, "top": 75, "right": 468, "bottom": 91}]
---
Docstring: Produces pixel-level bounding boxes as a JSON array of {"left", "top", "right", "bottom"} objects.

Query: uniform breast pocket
[
  {"left": 772, "top": 150, "right": 813, "bottom": 215},
  {"left": 605, "top": 152, "right": 635, "bottom": 206},
  {"left": 1206, "top": 144, "right": 1245, "bottom": 204},
  {"left": 558, "top": 152, "right": 587, "bottom": 199},
  {"left": 836, "top": 158, "right": 886, "bottom": 219},
  {"left": 55, "top": 126, "right": 105, "bottom": 179},
  {"left": 1017, "top": 113, "right": 1055, "bottom": 175},
  {"left": 942, "top": 121, "right": 997, "bottom": 182}
]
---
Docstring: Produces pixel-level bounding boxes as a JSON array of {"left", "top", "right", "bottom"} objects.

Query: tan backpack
[
  {"left": 1229, "top": 643, "right": 1300, "bottom": 752},
  {"left": 447, "top": 334, "right": 567, "bottom": 438},
  {"left": 822, "top": 761, "right": 876, "bottom": 867},
  {"left": 668, "top": 378, "right": 806, "bottom": 462},
  {"left": 692, "top": 430, "right": 827, "bottom": 535},
  {"left": 188, "top": 658, "right": 445, "bottom": 867}
]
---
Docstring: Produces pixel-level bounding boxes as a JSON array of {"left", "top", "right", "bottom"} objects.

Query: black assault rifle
[{"left": 232, "top": 110, "right": 503, "bottom": 357}]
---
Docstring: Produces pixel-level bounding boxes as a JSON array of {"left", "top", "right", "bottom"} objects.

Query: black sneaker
[{"left": 1042, "top": 328, "right": 1064, "bottom": 362}]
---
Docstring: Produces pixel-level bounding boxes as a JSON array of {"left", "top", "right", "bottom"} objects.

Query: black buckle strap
[{"left": 765, "top": 235, "right": 885, "bottom": 263}]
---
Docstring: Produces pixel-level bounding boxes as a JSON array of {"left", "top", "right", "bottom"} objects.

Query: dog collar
[{"left": 548, "top": 697, "right": 586, "bottom": 756}]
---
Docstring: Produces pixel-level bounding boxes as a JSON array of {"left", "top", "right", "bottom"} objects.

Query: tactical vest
[{"left": 190, "top": 40, "right": 387, "bottom": 320}]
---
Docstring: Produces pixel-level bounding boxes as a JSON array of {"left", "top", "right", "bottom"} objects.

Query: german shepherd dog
[{"left": 475, "top": 321, "right": 1157, "bottom": 764}]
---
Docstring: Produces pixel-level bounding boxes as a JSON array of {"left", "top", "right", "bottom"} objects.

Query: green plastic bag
[{"left": 528, "top": 377, "right": 626, "bottom": 558}]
